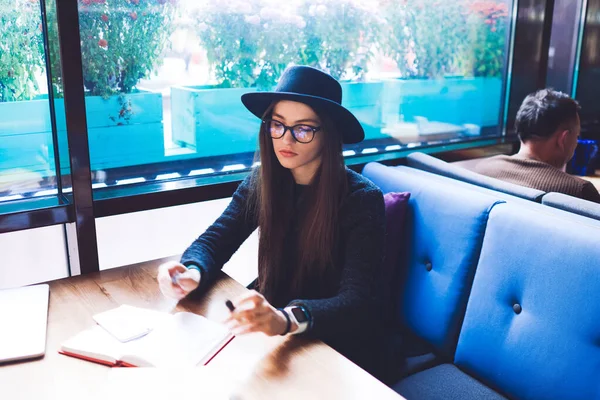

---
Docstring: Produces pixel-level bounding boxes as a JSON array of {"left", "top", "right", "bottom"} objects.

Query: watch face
[{"left": 291, "top": 307, "right": 308, "bottom": 323}]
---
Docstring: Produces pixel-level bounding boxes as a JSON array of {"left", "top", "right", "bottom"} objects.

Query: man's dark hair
[{"left": 515, "top": 89, "right": 581, "bottom": 142}]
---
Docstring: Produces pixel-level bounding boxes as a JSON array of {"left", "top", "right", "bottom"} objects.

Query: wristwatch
[{"left": 285, "top": 306, "right": 310, "bottom": 334}]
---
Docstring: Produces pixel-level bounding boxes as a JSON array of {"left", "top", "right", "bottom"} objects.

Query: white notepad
[{"left": 93, "top": 305, "right": 170, "bottom": 342}]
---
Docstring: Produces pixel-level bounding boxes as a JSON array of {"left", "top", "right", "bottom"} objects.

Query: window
[
  {"left": 0, "top": 0, "right": 67, "bottom": 205},
  {"left": 573, "top": 0, "right": 600, "bottom": 134},
  {"left": 67, "top": 0, "right": 513, "bottom": 193}
]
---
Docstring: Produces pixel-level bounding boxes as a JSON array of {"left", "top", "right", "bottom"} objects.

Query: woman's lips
[{"left": 279, "top": 150, "right": 298, "bottom": 157}]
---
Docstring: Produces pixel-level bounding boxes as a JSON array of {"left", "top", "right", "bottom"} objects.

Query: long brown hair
[{"left": 247, "top": 102, "right": 348, "bottom": 304}]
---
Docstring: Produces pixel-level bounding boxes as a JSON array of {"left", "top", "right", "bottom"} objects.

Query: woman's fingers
[
  {"left": 157, "top": 273, "right": 172, "bottom": 287},
  {"left": 224, "top": 303, "right": 269, "bottom": 323},
  {"left": 158, "top": 280, "right": 186, "bottom": 300},
  {"left": 230, "top": 309, "right": 270, "bottom": 325},
  {"left": 222, "top": 290, "right": 283, "bottom": 336},
  {"left": 175, "top": 269, "right": 200, "bottom": 291},
  {"left": 157, "top": 261, "right": 201, "bottom": 299},
  {"left": 226, "top": 308, "right": 276, "bottom": 336},
  {"left": 229, "top": 320, "right": 269, "bottom": 336},
  {"left": 158, "top": 261, "right": 187, "bottom": 276},
  {"left": 226, "top": 308, "right": 270, "bottom": 327},
  {"left": 231, "top": 324, "right": 264, "bottom": 336},
  {"left": 223, "top": 290, "right": 266, "bottom": 321}
]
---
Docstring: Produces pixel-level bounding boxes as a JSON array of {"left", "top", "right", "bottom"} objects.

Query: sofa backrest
[
  {"left": 406, "top": 152, "right": 545, "bottom": 202},
  {"left": 455, "top": 202, "right": 600, "bottom": 399},
  {"left": 401, "top": 161, "right": 600, "bottom": 222},
  {"left": 393, "top": 165, "right": 538, "bottom": 207},
  {"left": 362, "top": 162, "right": 502, "bottom": 358},
  {"left": 542, "top": 191, "right": 600, "bottom": 221}
]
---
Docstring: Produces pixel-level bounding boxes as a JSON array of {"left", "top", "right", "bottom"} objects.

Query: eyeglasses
[{"left": 262, "top": 119, "right": 321, "bottom": 144}]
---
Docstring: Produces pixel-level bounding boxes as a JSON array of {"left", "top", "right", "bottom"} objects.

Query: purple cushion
[{"left": 381, "top": 192, "right": 411, "bottom": 321}]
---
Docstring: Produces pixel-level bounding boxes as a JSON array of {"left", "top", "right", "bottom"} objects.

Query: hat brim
[{"left": 241, "top": 92, "right": 365, "bottom": 144}]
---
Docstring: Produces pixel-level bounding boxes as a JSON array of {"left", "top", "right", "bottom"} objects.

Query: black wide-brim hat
[{"left": 241, "top": 65, "right": 365, "bottom": 144}]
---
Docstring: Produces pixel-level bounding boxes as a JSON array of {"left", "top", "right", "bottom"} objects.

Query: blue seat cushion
[
  {"left": 404, "top": 352, "right": 440, "bottom": 376},
  {"left": 393, "top": 364, "right": 507, "bottom": 400},
  {"left": 399, "top": 329, "right": 445, "bottom": 376}
]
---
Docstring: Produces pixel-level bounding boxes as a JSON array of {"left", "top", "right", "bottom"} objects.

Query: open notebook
[{"left": 60, "top": 312, "right": 233, "bottom": 367}]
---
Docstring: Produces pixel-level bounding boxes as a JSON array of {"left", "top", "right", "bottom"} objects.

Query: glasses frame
[{"left": 262, "top": 119, "right": 322, "bottom": 144}]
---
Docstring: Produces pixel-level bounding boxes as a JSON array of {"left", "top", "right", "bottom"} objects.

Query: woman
[{"left": 157, "top": 65, "right": 393, "bottom": 381}]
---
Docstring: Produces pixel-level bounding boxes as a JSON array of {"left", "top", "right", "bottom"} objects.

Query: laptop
[{"left": 0, "top": 284, "right": 50, "bottom": 363}]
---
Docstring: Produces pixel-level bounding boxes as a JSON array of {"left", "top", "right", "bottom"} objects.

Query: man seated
[{"left": 472, "top": 89, "right": 600, "bottom": 203}]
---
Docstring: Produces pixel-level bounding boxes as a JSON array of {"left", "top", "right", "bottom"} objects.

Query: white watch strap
[{"left": 285, "top": 306, "right": 308, "bottom": 334}]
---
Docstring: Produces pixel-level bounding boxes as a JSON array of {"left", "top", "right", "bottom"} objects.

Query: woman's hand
[
  {"left": 225, "top": 290, "right": 295, "bottom": 336},
  {"left": 157, "top": 261, "right": 201, "bottom": 300}
]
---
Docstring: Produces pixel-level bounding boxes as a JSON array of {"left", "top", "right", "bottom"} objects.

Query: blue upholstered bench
[{"left": 363, "top": 162, "right": 600, "bottom": 399}]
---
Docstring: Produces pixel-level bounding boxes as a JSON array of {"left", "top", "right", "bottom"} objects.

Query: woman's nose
[{"left": 282, "top": 129, "right": 296, "bottom": 145}]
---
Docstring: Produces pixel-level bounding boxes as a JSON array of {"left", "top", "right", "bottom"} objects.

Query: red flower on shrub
[
  {"left": 480, "top": 1, "right": 508, "bottom": 18},
  {"left": 98, "top": 39, "right": 108, "bottom": 48},
  {"left": 131, "top": 0, "right": 140, "bottom": 4},
  {"left": 130, "top": 12, "right": 138, "bottom": 20},
  {"left": 81, "top": 0, "right": 92, "bottom": 5},
  {"left": 101, "top": 14, "right": 109, "bottom": 22}
]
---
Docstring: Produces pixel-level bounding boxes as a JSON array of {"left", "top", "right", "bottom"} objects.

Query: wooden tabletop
[{"left": 0, "top": 256, "right": 403, "bottom": 400}]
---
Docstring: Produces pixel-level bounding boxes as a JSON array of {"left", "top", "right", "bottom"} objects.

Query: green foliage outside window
[
  {"left": 382, "top": 0, "right": 508, "bottom": 79},
  {"left": 46, "top": 0, "right": 177, "bottom": 99},
  {"left": 382, "top": 0, "right": 469, "bottom": 79},
  {"left": 297, "top": 1, "right": 382, "bottom": 82},
  {"left": 0, "top": 0, "right": 45, "bottom": 102},
  {"left": 466, "top": 0, "right": 510, "bottom": 77},
  {"left": 194, "top": 2, "right": 300, "bottom": 90},
  {"left": 195, "top": 0, "right": 380, "bottom": 89},
  {"left": 2, "top": 0, "right": 510, "bottom": 101}
]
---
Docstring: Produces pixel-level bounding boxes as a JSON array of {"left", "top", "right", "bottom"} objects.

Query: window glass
[
  {"left": 67, "top": 0, "right": 512, "bottom": 191},
  {"left": 0, "top": 0, "right": 67, "bottom": 205}
]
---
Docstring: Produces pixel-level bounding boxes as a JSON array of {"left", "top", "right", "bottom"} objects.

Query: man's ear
[{"left": 556, "top": 129, "right": 570, "bottom": 151}]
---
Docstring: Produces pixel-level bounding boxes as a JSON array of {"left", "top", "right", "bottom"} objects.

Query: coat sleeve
[{"left": 180, "top": 176, "right": 258, "bottom": 294}]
